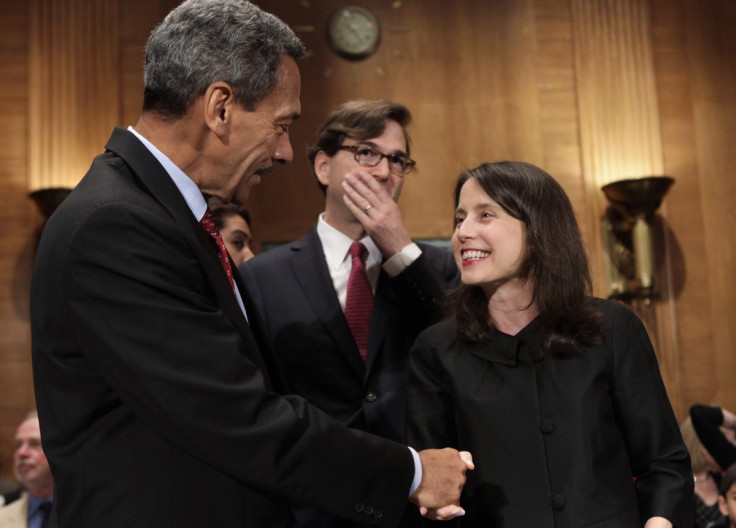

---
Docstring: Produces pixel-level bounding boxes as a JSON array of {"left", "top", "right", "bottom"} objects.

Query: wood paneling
[
  {"left": 1, "top": 0, "right": 735, "bottom": 481},
  {"left": 0, "top": 0, "right": 35, "bottom": 484}
]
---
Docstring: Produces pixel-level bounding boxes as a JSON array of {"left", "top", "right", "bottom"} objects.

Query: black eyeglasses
[{"left": 336, "top": 145, "right": 416, "bottom": 175}]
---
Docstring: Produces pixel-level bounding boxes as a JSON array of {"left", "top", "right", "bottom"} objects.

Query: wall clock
[{"left": 326, "top": 6, "right": 382, "bottom": 60}]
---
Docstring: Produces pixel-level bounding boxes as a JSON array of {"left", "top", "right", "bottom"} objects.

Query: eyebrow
[
  {"left": 352, "top": 140, "right": 408, "bottom": 157},
  {"left": 230, "top": 228, "right": 251, "bottom": 239}
]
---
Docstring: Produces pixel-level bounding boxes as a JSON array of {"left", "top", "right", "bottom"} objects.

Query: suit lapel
[
  {"left": 367, "top": 271, "right": 391, "bottom": 372},
  {"left": 104, "top": 127, "right": 275, "bottom": 383},
  {"left": 290, "top": 229, "right": 365, "bottom": 377}
]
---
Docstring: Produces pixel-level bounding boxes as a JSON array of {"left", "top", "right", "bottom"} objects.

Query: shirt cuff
[
  {"left": 408, "top": 446, "right": 422, "bottom": 497},
  {"left": 383, "top": 243, "right": 422, "bottom": 278}
]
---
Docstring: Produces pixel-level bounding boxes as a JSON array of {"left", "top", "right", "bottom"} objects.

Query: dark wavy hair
[
  {"left": 449, "top": 161, "right": 602, "bottom": 357},
  {"left": 142, "top": 0, "right": 306, "bottom": 119},
  {"left": 307, "top": 99, "right": 412, "bottom": 195}
]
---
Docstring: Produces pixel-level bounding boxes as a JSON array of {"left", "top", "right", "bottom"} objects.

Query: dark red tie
[
  {"left": 199, "top": 207, "right": 235, "bottom": 291},
  {"left": 345, "top": 242, "right": 373, "bottom": 363}
]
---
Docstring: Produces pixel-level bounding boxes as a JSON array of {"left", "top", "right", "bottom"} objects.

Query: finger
[
  {"left": 423, "top": 505, "right": 466, "bottom": 521},
  {"left": 341, "top": 193, "right": 372, "bottom": 219},
  {"left": 459, "top": 451, "right": 475, "bottom": 470},
  {"left": 342, "top": 176, "right": 374, "bottom": 213},
  {"left": 344, "top": 172, "right": 386, "bottom": 206}
]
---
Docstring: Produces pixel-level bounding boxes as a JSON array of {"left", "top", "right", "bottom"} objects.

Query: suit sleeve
[
  {"left": 60, "top": 202, "right": 414, "bottom": 526},
  {"left": 607, "top": 306, "right": 694, "bottom": 527},
  {"left": 388, "top": 247, "right": 459, "bottom": 327},
  {"left": 690, "top": 404, "right": 736, "bottom": 471}
]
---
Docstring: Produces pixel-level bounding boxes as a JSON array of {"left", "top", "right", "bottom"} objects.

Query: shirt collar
[
  {"left": 467, "top": 315, "right": 543, "bottom": 366},
  {"left": 127, "top": 126, "right": 208, "bottom": 221},
  {"left": 27, "top": 493, "right": 52, "bottom": 516},
  {"left": 316, "top": 213, "right": 381, "bottom": 270}
]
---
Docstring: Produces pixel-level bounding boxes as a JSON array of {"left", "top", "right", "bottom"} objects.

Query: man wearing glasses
[{"left": 240, "top": 99, "right": 459, "bottom": 527}]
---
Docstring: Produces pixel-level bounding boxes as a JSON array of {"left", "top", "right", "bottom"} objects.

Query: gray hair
[{"left": 142, "top": 0, "right": 306, "bottom": 118}]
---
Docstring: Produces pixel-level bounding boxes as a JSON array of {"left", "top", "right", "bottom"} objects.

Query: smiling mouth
[{"left": 461, "top": 249, "right": 490, "bottom": 263}]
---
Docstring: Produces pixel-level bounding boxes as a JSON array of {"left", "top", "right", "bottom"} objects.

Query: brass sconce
[
  {"left": 601, "top": 176, "right": 674, "bottom": 300},
  {"left": 30, "top": 187, "right": 72, "bottom": 218}
]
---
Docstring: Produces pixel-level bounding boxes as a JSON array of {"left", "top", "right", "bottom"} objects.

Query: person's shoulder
[
  {"left": 244, "top": 231, "right": 314, "bottom": 272},
  {"left": 415, "top": 319, "right": 456, "bottom": 346},
  {"left": 587, "top": 296, "right": 638, "bottom": 322},
  {"left": 0, "top": 492, "right": 28, "bottom": 522}
]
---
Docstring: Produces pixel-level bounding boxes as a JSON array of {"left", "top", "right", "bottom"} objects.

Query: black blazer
[
  {"left": 240, "top": 227, "right": 459, "bottom": 443},
  {"left": 406, "top": 298, "right": 694, "bottom": 527},
  {"left": 30, "top": 128, "right": 414, "bottom": 528}
]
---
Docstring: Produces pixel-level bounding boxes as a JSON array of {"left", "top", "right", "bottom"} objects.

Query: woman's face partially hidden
[{"left": 220, "top": 213, "right": 254, "bottom": 267}]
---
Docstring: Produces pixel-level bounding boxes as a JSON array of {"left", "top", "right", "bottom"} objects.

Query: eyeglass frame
[{"left": 335, "top": 144, "right": 416, "bottom": 175}]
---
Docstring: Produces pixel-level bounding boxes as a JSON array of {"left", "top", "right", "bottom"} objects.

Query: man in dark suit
[
  {"left": 29, "top": 2, "right": 470, "bottom": 527},
  {"left": 240, "top": 100, "right": 460, "bottom": 527}
]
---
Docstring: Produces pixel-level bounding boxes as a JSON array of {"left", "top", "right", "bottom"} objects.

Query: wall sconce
[
  {"left": 601, "top": 176, "right": 674, "bottom": 300},
  {"left": 30, "top": 187, "right": 72, "bottom": 219}
]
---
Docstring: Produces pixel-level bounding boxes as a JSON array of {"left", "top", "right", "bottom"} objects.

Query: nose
[
  {"left": 455, "top": 219, "right": 473, "bottom": 242},
  {"left": 273, "top": 132, "right": 294, "bottom": 163},
  {"left": 15, "top": 441, "right": 29, "bottom": 458},
  {"left": 243, "top": 246, "right": 255, "bottom": 262},
  {"left": 371, "top": 156, "right": 391, "bottom": 180}
]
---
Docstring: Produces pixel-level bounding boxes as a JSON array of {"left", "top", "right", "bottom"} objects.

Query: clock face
[{"left": 326, "top": 6, "right": 381, "bottom": 60}]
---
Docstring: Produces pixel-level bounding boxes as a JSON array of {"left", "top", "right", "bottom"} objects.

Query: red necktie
[
  {"left": 199, "top": 207, "right": 235, "bottom": 291},
  {"left": 345, "top": 242, "right": 373, "bottom": 363}
]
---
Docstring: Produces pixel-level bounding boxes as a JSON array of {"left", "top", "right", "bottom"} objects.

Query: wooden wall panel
[
  {"left": 650, "top": 0, "right": 717, "bottom": 415},
  {"left": 685, "top": 0, "right": 736, "bottom": 407},
  {"left": 0, "top": 0, "right": 36, "bottom": 484}
]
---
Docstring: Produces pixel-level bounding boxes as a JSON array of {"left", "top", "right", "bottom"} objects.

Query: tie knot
[
  {"left": 349, "top": 241, "right": 367, "bottom": 262},
  {"left": 199, "top": 207, "right": 218, "bottom": 235}
]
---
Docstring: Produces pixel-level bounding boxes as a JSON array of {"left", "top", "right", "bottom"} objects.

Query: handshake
[{"left": 410, "top": 448, "right": 474, "bottom": 521}]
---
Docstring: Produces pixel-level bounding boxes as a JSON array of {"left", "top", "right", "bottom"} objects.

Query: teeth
[{"left": 463, "top": 250, "right": 489, "bottom": 261}]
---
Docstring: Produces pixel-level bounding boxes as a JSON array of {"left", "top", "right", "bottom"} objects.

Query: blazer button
[
  {"left": 354, "top": 502, "right": 365, "bottom": 513},
  {"left": 539, "top": 418, "right": 555, "bottom": 434},
  {"left": 550, "top": 492, "right": 566, "bottom": 510},
  {"left": 364, "top": 505, "right": 375, "bottom": 515},
  {"left": 365, "top": 392, "right": 378, "bottom": 402},
  {"left": 373, "top": 510, "right": 383, "bottom": 519}
]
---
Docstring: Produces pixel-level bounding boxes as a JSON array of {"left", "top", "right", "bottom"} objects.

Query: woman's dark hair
[{"left": 449, "top": 161, "right": 602, "bottom": 357}]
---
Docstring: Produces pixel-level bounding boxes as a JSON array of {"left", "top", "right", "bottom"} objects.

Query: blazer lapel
[
  {"left": 104, "top": 128, "right": 273, "bottom": 380},
  {"left": 289, "top": 229, "right": 365, "bottom": 377},
  {"left": 366, "top": 271, "right": 391, "bottom": 373}
]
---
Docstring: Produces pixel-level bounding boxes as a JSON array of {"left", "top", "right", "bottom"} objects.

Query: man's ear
[
  {"left": 203, "top": 82, "right": 236, "bottom": 135},
  {"left": 314, "top": 150, "right": 332, "bottom": 188},
  {"left": 719, "top": 495, "right": 728, "bottom": 516}
]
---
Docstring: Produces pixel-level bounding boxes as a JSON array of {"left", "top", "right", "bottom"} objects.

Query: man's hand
[
  {"left": 342, "top": 171, "right": 412, "bottom": 257},
  {"left": 410, "top": 449, "right": 474, "bottom": 521}
]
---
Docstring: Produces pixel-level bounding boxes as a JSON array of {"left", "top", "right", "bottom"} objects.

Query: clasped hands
[{"left": 410, "top": 448, "right": 474, "bottom": 521}]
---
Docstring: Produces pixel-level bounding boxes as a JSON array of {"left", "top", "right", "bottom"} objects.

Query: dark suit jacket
[
  {"left": 406, "top": 298, "right": 694, "bottom": 528},
  {"left": 240, "top": 228, "right": 459, "bottom": 443},
  {"left": 30, "top": 127, "right": 414, "bottom": 528}
]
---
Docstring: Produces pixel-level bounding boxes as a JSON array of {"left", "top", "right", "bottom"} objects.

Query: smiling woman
[{"left": 405, "top": 161, "right": 695, "bottom": 528}]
